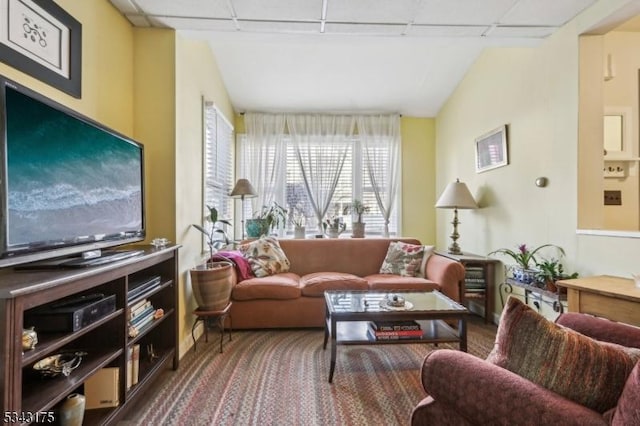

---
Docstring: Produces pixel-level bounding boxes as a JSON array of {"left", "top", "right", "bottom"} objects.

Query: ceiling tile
[
  {"left": 232, "top": 0, "right": 322, "bottom": 21},
  {"left": 324, "top": 23, "right": 407, "bottom": 35},
  {"left": 407, "top": 25, "right": 488, "bottom": 37},
  {"left": 488, "top": 26, "right": 557, "bottom": 38},
  {"left": 238, "top": 21, "right": 321, "bottom": 34},
  {"left": 413, "top": 0, "right": 515, "bottom": 25},
  {"left": 500, "top": 0, "right": 597, "bottom": 26},
  {"left": 326, "top": 0, "right": 420, "bottom": 24},
  {"left": 133, "top": 0, "right": 232, "bottom": 19},
  {"left": 149, "top": 17, "right": 237, "bottom": 31}
]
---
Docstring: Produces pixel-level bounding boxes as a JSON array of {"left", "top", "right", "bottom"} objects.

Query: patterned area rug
[{"left": 125, "top": 317, "right": 496, "bottom": 425}]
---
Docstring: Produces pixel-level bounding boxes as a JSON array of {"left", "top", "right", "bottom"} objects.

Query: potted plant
[
  {"left": 322, "top": 216, "right": 346, "bottom": 238},
  {"left": 190, "top": 205, "right": 234, "bottom": 311},
  {"left": 488, "top": 243, "right": 565, "bottom": 284},
  {"left": 246, "top": 201, "right": 288, "bottom": 238},
  {"left": 343, "top": 199, "right": 370, "bottom": 238},
  {"left": 291, "top": 210, "right": 306, "bottom": 239},
  {"left": 534, "top": 258, "right": 578, "bottom": 292}
]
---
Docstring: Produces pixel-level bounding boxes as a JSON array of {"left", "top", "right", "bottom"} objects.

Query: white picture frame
[{"left": 475, "top": 125, "right": 508, "bottom": 173}]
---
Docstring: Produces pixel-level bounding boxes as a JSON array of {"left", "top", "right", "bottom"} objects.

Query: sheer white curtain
[
  {"left": 241, "top": 113, "right": 286, "bottom": 216},
  {"left": 357, "top": 115, "right": 401, "bottom": 237},
  {"left": 287, "top": 114, "right": 356, "bottom": 227}
]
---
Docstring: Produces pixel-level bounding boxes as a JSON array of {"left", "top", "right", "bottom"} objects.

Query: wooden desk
[{"left": 556, "top": 275, "right": 640, "bottom": 327}]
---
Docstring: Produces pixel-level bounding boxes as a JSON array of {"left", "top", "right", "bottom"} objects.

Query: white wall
[{"left": 436, "top": 0, "right": 640, "bottom": 320}]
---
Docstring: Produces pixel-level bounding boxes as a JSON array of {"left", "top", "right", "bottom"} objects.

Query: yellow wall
[
  {"left": 175, "top": 36, "right": 234, "bottom": 357},
  {"left": 436, "top": 0, "right": 640, "bottom": 321},
  {"left": 0, "top": 0, "right": 134, "bottom": 133},
  {"left": 401, "top": 117, "right": 436, "bottom": 243}
]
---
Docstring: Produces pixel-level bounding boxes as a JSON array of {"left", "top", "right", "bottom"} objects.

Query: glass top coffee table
[{"left": 323, "top": 290, "right": 469, "bottom": 383}]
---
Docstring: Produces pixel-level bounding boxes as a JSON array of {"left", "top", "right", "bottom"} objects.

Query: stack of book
[
  {"left": 464, "top": 266, "right": 486, "bottom": 295},
  {"left": 367, "top": 320, "right": 423, "bottom": 341},
  {"left": 128, "top": 298, "right": 156, "bottom": 338}
]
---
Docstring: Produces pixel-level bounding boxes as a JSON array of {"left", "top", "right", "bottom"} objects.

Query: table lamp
[
  {"left": 230, "top": 178, "right": 257, "bottom": 240},
  {"left": 435, "top": 178, "right": 477, "bottom": 255}
]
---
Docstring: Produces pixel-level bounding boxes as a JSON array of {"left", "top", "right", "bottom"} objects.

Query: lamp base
[{"left": 448, "top": 208, "right": 463, "bottom": 255}]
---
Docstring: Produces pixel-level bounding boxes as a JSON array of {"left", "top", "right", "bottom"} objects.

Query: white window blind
[{"left": 203, "top": 101, "right": 233, "bottom": 237}]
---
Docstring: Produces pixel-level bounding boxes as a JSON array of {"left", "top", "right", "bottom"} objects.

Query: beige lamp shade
[
  {"left": 230, "top": 178, "right": 257, "bottom": 198},
  {"left": 435, "top": 179, "right": 477, "bottom": 209}
]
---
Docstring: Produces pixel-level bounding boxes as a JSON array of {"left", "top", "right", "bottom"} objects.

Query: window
[
  {"left": 239, "top": 134, "right": 399, "bottom": 236},
  {"left": 203, "top": 101, "right": 234, "bottom": 238}
]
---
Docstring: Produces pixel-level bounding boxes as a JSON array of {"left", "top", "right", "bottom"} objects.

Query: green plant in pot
[
  {"left": 322, "top": 216, "right": 346, "bottom": 238},
  {"left": 488, "top": 243, "right": 565, "bottom": 284},
  {"left": 246, "top": 202, "right": 288, "bottom": 238},
  {"left": 190, "top": 205, "right": 234, "bottom": 311},
  {"left": 534, "top": 258, "right": 578, "bottom": 293},
  {"left": 343, "top": 199, "right": 370, "bottom": 238},
  {"left": 290, "top": 210, "right": 306, "bottom": 239}
]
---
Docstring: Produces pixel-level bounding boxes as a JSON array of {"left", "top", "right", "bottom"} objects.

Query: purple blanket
[{"left": 211, "top": 250, "right": 254, "bottom": 281}]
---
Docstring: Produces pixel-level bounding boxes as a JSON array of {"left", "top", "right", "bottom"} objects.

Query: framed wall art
[
  {"left": 475, "top": 125, "right": 508, "bottom": 173},
  {"left": 0, "top": 0, "right": 82, "bottom": 98}
]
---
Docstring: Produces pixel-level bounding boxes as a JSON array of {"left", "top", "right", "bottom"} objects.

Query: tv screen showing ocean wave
[{"left": 5, "top": 86, "right": 144, "bottom": 249}]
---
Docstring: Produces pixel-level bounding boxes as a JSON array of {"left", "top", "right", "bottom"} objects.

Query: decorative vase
[
  {"left": 326, "top": 227, "right": 344, "bottom": 238},
  {"left": 294, "top": 226, "right": 306, "bottom": 239},
  {"left": 511, "top": 266, "right": 538, "bottom": 284},
  {"left": 245, "top": 219, "right": 270, "bottom": 238},
  {"left": 190, "top": 261, "right": 233, "bottom": 311},
  {"left": 351, "top": 222, "right": 365, "bottom": 238},
  {"left": 60, "top": 393, "right": 85, "bottom": 426}
]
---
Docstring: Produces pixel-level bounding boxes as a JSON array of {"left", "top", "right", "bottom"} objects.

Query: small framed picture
[
  {"left": 0, "top": 0, "right": 82, "bottom": 98},
  {"left": 475, "top": 125, "right": 508, "bottom": 173}
]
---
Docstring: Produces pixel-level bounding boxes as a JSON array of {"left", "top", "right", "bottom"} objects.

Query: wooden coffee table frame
[{"left": 323, "top": 290, "right": 469, "bottom": 383}]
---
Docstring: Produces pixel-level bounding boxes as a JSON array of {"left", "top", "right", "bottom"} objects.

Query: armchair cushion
[
  {"left": 487, "top": 297, "right": 640, "bottom": 413},
  {"left": 611, "top": 362, "right": 640, "bottom": 426},
  {"left": 418, "top": 349, "right": 607, "bottom": 426}
]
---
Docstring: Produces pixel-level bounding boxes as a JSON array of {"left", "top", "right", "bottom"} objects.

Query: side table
[
  {"left": 436, "top": 251, "right": 498, "bottom": 324},
  {"left": 192, "top": 302, "right": 233, "bottom": 353}
]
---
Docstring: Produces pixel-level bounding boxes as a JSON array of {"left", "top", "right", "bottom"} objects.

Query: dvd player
[{"left": 25, "top": 294, "right": 116, "bottom": 332}]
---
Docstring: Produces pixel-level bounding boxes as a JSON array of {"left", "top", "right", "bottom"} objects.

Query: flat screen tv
[{"left": 0, "top": 76, "right": 145, "bottom": 268}]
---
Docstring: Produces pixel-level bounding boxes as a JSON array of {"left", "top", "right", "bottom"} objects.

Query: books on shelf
[
  {"left": 370, "top": 320, "right": 421, "bottom": 331},
  {"left": 126, "top": 344, "right": 141, "bottom": 390},
  {"left": 127, "top": 275, "right": 162, "bottom": 302},
  {"left": 367, "top": 321, "right": 423, "bottom": 341}
]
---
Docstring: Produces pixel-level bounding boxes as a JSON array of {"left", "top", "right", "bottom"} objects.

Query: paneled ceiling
[{"left": 110, "top": 0, "right": 600, "bottom": 116}]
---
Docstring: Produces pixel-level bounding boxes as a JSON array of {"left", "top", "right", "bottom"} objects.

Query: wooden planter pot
[{"left": 190, "top": 261, "right": 233, "bottom": 311}]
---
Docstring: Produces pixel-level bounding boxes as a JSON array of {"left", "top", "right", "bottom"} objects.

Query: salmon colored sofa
[{"left": 228, "top": 238, "right": 465, "bottom": 329}]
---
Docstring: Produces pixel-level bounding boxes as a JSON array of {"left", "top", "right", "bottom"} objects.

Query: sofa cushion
[
  {"left": 611, "top": 362, "right": 640, "bottom": 426},
  {"left": 379, "top": 241, "right": 424, "bottom": 277},
  {"left": 238, "top": 236, "right": 290, "bottom": 278},
  {"left": 365, "top": 274, "right": 439, "bottom": 291},
  {"left": 487, "top": 296, "right": 640, "bottom": 413},
  {"left": 300, "top": 272, "right": 368, "bottom": 297},
  {"left": 232, "top": 273, "right": 301, "bottom": 300}
]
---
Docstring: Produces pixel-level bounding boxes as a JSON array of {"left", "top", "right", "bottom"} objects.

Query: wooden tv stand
[{"left": 0, "top": 245, "right": 179, "bottom": 425}]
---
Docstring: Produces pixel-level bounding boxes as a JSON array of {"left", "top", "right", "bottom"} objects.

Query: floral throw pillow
[
  {"left": 238, "top": 236, "right": 290, "bottom": 278},
  {"left": 379, "top": 241, "right": 425, "bottom": 277}
]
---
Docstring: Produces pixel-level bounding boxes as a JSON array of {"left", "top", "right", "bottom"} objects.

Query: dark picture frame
[
  {"left": 0, "top": 0, "right": 82, "bottom": 98},
  {"left": 475, "top": 125, "right": 508, "bottom": 173}
]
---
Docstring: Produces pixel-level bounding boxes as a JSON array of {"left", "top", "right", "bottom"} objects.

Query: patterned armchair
[{"left": 411, "top": 298, "right": 640, "bottom": 426}]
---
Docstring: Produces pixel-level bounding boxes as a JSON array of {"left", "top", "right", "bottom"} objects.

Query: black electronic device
[
  {"left": 25, "top": 294, "right": 117, "bottom": 332},
  {"left": 128, "top": 275, "right": 162, "bottom": 302}
]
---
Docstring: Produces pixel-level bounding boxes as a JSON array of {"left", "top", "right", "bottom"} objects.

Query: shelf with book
[
  {"left": 436, "top": 251, "right": 499, "bottom": 324},
  {"left": 1, "top": 245, "right": 180, "bottom": 425}
]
